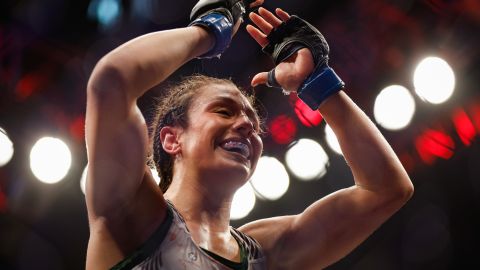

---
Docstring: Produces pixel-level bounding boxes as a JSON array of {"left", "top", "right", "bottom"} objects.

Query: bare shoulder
[
  {"left": 239, "top": 215, "right": 296, "bottom": 267},
  {"left": 86, "top": 169, "right": 168, "bottom": 269}
]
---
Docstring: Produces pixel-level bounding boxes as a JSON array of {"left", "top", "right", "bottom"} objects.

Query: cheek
[{"left": 252, "top": 135, "right": 263, "bottom": 158}]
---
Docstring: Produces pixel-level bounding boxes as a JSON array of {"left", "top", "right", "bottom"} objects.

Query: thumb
[{"left": 251, "top": 72, "right": 268, "bottom": 87}]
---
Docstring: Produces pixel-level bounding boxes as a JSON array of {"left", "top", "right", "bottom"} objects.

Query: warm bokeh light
[
  {"left": 414, "top": 56, "right": 455, "bottom": 104},
  {"left": 452, "top": 108, "right": 476, "bottom": 146},
  {"left": 285, "top": 138, "right": 329, "bottom": 181},
  {"left": 80, "top": 165, "right": 88, "bottom": 194},
  {"left": 374, "top": 85, "right": 416, "bottom": 130},
  {"left": 0, "top": 128, "right": 14, "bottom": 167},
  {"left": 249, "top": 156, "right": 289, "bottom": 200},
  {"left": 324, "top": 124, "right": 342, "bottom": 155},
  {"left": 150, "top": 167, "right": 161, "bottom": 185},
  {"left": 292, "top": 96, "right": 323, "bottom": 127},
  {"left": 415, "top": 129, "right": 455, "bottom": 165},
  {"left": 230, "top": 182, "right": 256, "bottom": 220},
  {"left": 30, "top": 137, "right": 72, "bottom": 184},
  {"left": 269, "top": 115, "right": 297, "bottom": 145}
]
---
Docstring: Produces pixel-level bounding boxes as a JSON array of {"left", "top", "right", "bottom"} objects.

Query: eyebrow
[{"left": 208, "top": 96, "right": 259, "bottom": 124}]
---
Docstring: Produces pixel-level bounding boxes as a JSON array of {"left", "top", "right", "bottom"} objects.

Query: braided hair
[{"left": 150, "top": 74, "right": 259, "bottom": 193}]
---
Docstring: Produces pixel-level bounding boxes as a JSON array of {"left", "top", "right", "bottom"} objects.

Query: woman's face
[{"left": 177, "top": 83, "right": 263, "bottom": 185}]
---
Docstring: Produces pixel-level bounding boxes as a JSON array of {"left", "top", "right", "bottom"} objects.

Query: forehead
[{"left": 192, "top": 83, "right": 256, "bottom": 113}]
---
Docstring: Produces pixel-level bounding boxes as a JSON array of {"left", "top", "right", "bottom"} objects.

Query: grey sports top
[{"left": 111, "top": 201, "right": 267, "bottom": 270}]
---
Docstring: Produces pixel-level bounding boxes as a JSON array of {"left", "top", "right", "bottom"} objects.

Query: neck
[{"left": 164, "top": 171, "right": 236, "bottom": 234}]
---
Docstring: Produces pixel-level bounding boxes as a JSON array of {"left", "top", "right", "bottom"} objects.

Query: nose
[{"left": 234, "top": 113, "right": 254, "bottom": 137}]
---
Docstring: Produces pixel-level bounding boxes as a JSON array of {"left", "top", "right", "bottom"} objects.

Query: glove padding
[
  {"left": 262, "top": 15, "right": 329, "bottom": 67},
  {"left": 189, "top": 0, "right": 255, "bottom": 58},
  {"left": 190, "top": 0, "right": 255, "bottom": 27},
  {"left": 262, "top": 15, "right": 344, "bottom": 110}
]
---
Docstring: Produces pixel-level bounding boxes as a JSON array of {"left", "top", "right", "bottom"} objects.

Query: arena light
[
  {"left": 415, "top": 129, "right": 455, "bottom": 165},
  {"left": 413, "top": 56, "right": 455, "bottom": 104},
  {"left": 324, "top": 124, "right": 342, "bottom": 155},
  {"left": 471, "top": 102, "right": 480, "bottom": 134},
  {"left": 30, "top": 137, "right": 72, "bottom": 184},
  {"left": 80, "top": 165, "right": 88, "bottom": 194},
  {"left": 230, "top": 182, "right": 256, "bottom": 220},
  {"left": 285, "top": 138, "right": 329, "bottom": 181},
  {"left": 452, "top": 108, "right": 476, "bottom": 146},
  {"left": 374, "top": 85, "right": 416, "bottom": 130},
  {"left": 0, "top": 128, "right": 14, "bottom": 167},
  {"left": 88, "top": 0, "right": 123, "bottom": 29},
  {"left": 150, "top": 167, "right": 161, "bottom": 185},
  {"left": 249, "top": 156, "right": 289, "bottom": 200},
  {"left": 292, "top": 96, "right": 323, "bottom": 127},
  {"left": 269, "top": 115, "right": 297, "bottom": 145}
]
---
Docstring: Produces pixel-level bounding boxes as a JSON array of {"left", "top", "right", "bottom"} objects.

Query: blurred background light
[
  {"left": 150, "top": 167, "right": 161, "bottom": 185},
  {"left": 80, "top": 165, "right": 88, "bottom": 194},
  {"left": 414, "top": 56, "right": 455, "bottom": 104},
  {"left": 415, "top": 129, "right": 455, "bottom": 165},
  {"left": 285, "top": 138, "right": 329, "bottom": 181},
  {"left": 324, "top": 124, "right": 343, "bottom": 155},
  {"left": 452, "top": 108, "right": 476, "bottom": 146},
  {"left": 29, "top": 137, "right": 72, "bottom": 184},
  {"left": 0, "top": 128, "right": 14, "bottom": 167},
  {"left": 269, "top": 115, "right": 297, "bottom": 145},
  {"left": 293, "top": 96, "right": 323, "bottom": 127},
  {"left": 374, "top": 85, "right": 416, "bottom": 130},
  {"left": 249, "top": 156, "right": 289, "bottom": 200},
  {"left": 88, "top": 0, "right": 123, "bottom": 29},
  {"left": 230, "top": 182, "right": 256, "bottom": 220}
]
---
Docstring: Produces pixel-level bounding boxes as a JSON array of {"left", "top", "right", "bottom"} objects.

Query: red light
[
  {"left": 70, "top": 116, "right": 85, "bottom": 142},
  {"left": 291, "top": 95, "right": 323, "bottom": 127},
  {"left": 269, "top": 115, "right": 297, "bottom": 145},
  {"left": 0, "top": 185, "right": 6, "bottom": 213},
  {"left": 415, "top": 129, "right": 455, "bottom": 165},
  {"left": 15, "top": 73, "right": 45, "bottom": 100},
  {"left": 452, "top": 108, "right": 476, "bottom": 146},
  {"left": 470, "top": 103, "right": 480, "bottom": 134}
]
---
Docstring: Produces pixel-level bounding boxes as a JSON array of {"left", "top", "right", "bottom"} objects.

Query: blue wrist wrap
[
  {"left": 297, "top": 66, "right": 345, "bottom": 110},
  {"left": 190, "top": 13, "right": 233, "bottom": 58}
]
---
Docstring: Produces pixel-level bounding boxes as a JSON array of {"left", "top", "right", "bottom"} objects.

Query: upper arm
[
  {"left": 85, "top": 61, "right": 161, "bottom": 221},
  {"left": 243, "top": 185, "right": 412, "bottom": 269}
]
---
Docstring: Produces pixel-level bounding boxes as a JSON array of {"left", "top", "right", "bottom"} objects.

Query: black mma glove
[
  {"left": 263, "top": 15, "right": 345, "bottom": 110},
  {"left": 189, "top": 0, "right": 255, "bottom": 58}
]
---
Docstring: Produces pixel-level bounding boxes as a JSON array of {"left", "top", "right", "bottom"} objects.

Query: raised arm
[
  {"left": 85, "top": 0, "right": 263, "bottom": 268},
  {"left": 241, "top": 8, "right": 414, "bottom": 269},
  {"left": 85, "top": 25, "right": 214, "bottom": 221}
]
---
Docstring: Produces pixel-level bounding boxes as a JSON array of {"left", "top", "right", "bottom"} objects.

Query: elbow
[
  {"left": 87, "top": 55, "right": 130, "bottom": 100},
  {"left": 389, "top": 175, "right": 414, "bottom": 207}
]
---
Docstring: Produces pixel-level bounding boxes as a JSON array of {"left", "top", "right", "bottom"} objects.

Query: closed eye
[{"left": 215, "top": 108, "right": 233, "bottom": 117}]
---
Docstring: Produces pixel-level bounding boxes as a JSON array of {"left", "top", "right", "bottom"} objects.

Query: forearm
[
  {"left": 88, "top": 26, "right": 214, "bottom": 100},
  {"left": 319, "top": 91, "right": 413, "bottom": 194}
]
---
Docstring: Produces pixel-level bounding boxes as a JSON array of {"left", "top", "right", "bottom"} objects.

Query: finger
[
  {"left": 249, "top": 0, "right": 264, "bottom": 8},
  {"left": 258, "top": 7, "right": 283, "bottom": 28},
  {"left": 246, "top": 24, "right": 269, "bottom": 47},
  {"left": 249, "top": 12, "right": 273, "bottom": 35},
  {"left": 275, "top": 8, "right": 290, "bottom": 21},
  {"left": 251, "top": 71, "right": 269, "bottom": 87}
]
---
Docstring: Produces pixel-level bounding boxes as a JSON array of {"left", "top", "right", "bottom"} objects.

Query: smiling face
[{"left": 176, "top": 83, "right": 263, "bottom": 187}]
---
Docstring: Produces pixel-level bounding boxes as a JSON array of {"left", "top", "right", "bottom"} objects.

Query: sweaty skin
[{"left": 85, "top": 3, "right": 413, "bottom": 270}]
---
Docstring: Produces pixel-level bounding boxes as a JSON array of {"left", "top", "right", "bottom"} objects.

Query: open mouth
[{"left": 220, "top": 140, "right": 251, "bottom": 159}]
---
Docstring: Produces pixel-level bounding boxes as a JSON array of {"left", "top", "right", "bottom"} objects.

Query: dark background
[{"left": 1, "top": 0, "right": 480, "bottom": 269}]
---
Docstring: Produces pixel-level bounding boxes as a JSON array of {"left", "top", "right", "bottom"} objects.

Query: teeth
[{"left": 221, "top": 141, "right": 250, "bottom": 158}]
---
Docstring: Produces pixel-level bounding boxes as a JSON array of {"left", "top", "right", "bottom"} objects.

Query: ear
[{"left": 159, "top": 126, "right": 182, "bottom": 155}]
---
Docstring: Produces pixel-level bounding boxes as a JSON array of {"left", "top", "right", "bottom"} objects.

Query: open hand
[{"left": 246, "top": 8, "right": 315, "bottom": 92}]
